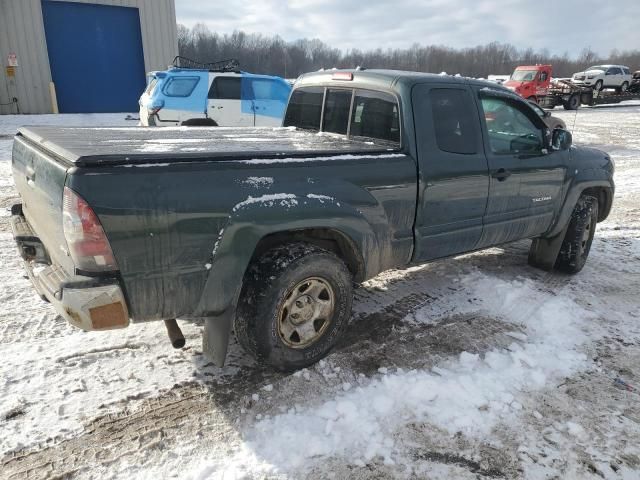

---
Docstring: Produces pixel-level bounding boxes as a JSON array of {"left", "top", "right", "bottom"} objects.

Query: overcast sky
[{"left": 175, "top": 0, "right": 636, "bottom": 56}]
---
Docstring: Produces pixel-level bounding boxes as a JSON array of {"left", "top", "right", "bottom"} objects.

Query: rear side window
[
  {"left": 163, "top": 77, "right": 199, "bottom": 97},
  {"left": 283, "top": 87, "right": 324, "bottom": 131},
  {"left": 249, "top": 79, "right": 290, "bottom": 101},
  {"left": 350, "top": 90, "right": 400, "bottom": 144},
  {"left": 623, "top": 67, "right": 631, "bottom": 75},
  {"left": 429, "top": 88, "right": 478, "bottom": 154},
  {"left": 322, "top": 89, "right": 352, "bottom": 135},
  {"left": 209, "top": 77, "right": 241, "bottom": 100}
]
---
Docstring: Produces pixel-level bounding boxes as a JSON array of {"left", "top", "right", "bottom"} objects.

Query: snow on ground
[{"left": 1, "top": 105, "right": 640, "bottom": 479}]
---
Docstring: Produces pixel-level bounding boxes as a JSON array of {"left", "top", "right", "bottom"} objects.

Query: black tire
[
  {"left": 555, "top": 195, "right": 598, "bottom": 274},
  {"left": 563, "top": 94, "right": 580, "bottom": 110},
  {"left": 593, "top": 80, "right": 603, "bottom": 91},
  {"left": 235, "top": 243, "right": 353, "bottom": 371},
  {"left": 618, "top": 81, "right": 629, "bottom": 93},
  {"left": 180, "top": 118, "right": 217, "bottom": 126}
]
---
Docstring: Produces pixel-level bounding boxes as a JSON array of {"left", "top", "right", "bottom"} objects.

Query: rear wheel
[
  {"left": 180, "top": 118, "right": 217, "bottom": 126},
  {"left": 563, "top": 93, "right": 580, "bottom": 110},
  {"left": 235, "top": 243, "right": 353, "bottom": 371},
  {"left": 555, "top": 195, "right": 598, "bottom": 274},
  {"left": 619, "top": 81, "right": 629, "bottom": 93}
]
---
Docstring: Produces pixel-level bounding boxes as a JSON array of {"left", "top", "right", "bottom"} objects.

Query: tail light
[{"left": 63, "top": 187, "right": 118, "bottom": 272}]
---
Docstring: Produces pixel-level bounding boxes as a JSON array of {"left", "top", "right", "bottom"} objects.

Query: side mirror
[{"left": 551, "top": 129, "right": 572, "bottom": 150}]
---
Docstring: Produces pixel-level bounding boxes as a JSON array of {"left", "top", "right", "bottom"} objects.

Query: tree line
[{"left": 177, "top": 23, "right": 640, "bottom": 79}]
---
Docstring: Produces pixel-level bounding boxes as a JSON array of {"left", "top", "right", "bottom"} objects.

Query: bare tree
[{"left": 176, "top": 24, "right": 639, "bottom": 79}]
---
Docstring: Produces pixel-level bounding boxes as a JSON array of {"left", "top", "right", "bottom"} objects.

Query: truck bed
[{"left": 17, "top": 126, "right": 397, "bottom": 167}]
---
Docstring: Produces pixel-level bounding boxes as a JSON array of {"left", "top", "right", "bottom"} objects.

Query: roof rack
[{"left": 171, "top": 56, "right": 240, "bottom": 72}]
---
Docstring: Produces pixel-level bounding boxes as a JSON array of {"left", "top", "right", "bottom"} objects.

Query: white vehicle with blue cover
[{"left": 139, "top": 58, "right": 292, "bottom": 127}]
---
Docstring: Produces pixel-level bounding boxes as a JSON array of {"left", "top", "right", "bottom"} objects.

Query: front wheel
[
  {"left": 235, "top": 243, "right": 353, "bottom": 371},
  {"left": 593, "top": 80, "right": 604, "bottom": 91},
  {"left": 555, "top": 195, "right": 598, "bottom": 274}
]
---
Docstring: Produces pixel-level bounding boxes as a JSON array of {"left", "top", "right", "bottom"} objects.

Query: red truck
[
  {"left": 503, "top": 64, "right": 640, "bottom": 110},
  {"left": 503, "top": 65, "right": 553, "bottom": 102}
]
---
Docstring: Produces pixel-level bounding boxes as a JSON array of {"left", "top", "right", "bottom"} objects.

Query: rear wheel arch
[{"left": 250, "top": 228, "right": 366, "bottom": 283}]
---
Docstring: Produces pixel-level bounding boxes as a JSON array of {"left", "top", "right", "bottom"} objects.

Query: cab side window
[
  {"left": 350, "top": 90, "right": 400, "bottom": 144},
  {"left": 480, "top": 96, "right": 544, "bottom": 154},
  {"left": 430, "top": 88, "right": 478, "bottom": 154}
]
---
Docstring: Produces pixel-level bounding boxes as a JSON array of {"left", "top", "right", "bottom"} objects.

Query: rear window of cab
[
  {"left": 162, "top": 76, "right": 200, "bottom": 97},
  {"left": 284, "top": 87, "right": 400, "bottom": 146}
]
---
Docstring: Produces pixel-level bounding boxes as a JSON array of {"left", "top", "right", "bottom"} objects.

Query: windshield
[
  {"left": 511, "top": 70, "right": 538, "bottom": 81},
  {"left": 586, "top": 66, "right": 606, "bottom": 72}
]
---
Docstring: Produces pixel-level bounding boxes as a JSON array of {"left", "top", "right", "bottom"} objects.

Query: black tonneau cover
[{"left": 17, "top": 126, "right": 397, "bottom": 167}]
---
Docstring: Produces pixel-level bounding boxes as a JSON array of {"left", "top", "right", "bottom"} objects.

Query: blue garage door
[{"left": 41, "top": 1, "right": 146, "bottom": 113}]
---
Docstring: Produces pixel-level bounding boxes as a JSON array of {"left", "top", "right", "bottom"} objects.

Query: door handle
[{"left": 491, "top": 168, "right": 512, "bottom": 181}]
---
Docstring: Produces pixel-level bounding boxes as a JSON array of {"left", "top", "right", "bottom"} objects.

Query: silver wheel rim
[{"left": 277, "top": 277, "right": 335, "bottom": 349}]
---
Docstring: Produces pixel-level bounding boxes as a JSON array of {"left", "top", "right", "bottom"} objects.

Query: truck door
[
  {"left": 411, "top": 84, "right": 490, "bottom": 261},
  {"left": 207, "top": 75, "right": 252, "bottom": 126},
  {"left": 474, "top": 89, "right": 567, "bottom": 247},
  {"left": 536, "top": 68, "right": 551, "bottom": 97}
]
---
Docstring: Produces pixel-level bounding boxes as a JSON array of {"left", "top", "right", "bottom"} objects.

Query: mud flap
[
  {"left": 202, "top": 309, "right": 235, "bottom": 367},
  {"left": 527, "top": 223, "right": 569, "bottom": 271}
]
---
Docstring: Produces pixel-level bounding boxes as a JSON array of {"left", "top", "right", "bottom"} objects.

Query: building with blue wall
[{"left": 0, "top": 0, "right": 178, "bottom": 114}]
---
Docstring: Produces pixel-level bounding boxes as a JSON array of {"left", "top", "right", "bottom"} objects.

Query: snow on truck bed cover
[{"left": 16, "top": 126, "right": 399, "bottom": 166}]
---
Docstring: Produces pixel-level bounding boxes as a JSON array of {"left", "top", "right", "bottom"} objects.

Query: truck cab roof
[{"left": 295, "top": 69, "right": 510, "bottom": 95}]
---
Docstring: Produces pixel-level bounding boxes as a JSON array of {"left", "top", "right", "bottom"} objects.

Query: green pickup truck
[{"left": 11, "top": 70, "right": 614, "bottom": 371}]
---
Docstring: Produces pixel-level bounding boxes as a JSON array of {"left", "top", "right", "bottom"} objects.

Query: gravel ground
[{"left": 0, "top": 104, "right": 639, "bottom": 479}]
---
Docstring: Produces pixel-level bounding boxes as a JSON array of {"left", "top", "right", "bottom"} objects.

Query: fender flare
[
  {"left": 546, "top": 178, "right": 613, "bottom": 238},
  {"left": 195, "top": 194, "right": 379, "bottom": 365}
]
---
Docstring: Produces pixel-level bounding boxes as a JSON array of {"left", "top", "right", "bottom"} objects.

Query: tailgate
[{"left": 12, "top": 134, "right": 74, "bottom": 274}]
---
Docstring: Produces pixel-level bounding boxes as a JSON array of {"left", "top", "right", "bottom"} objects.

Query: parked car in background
[
  {"left": 139, "top": 58, "right": 292, "bottom": 127},
  {"left": 571, "top": 65, "right": 633, "bottom": 92},
  {"left": 528, "top": 101, "right": 566, "bottom": 130}
]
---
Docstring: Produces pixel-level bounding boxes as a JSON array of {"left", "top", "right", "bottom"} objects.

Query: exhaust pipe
[{"left": 164, "top": 319, "right": 185, "bottom": 349}]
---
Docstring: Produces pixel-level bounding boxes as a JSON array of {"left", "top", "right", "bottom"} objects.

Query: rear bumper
[{"left": 11, "top": 206, "right": 130, "bottom": 331}]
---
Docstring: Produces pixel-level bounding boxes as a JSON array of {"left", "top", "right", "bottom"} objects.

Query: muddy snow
[{"left": 1, "top": 105, "right": 640, "bottom": 479}]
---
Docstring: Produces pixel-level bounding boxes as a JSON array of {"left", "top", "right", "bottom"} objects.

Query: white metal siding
[{"left": 0, "top": 0, "right": 177, "bottom": 114}]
